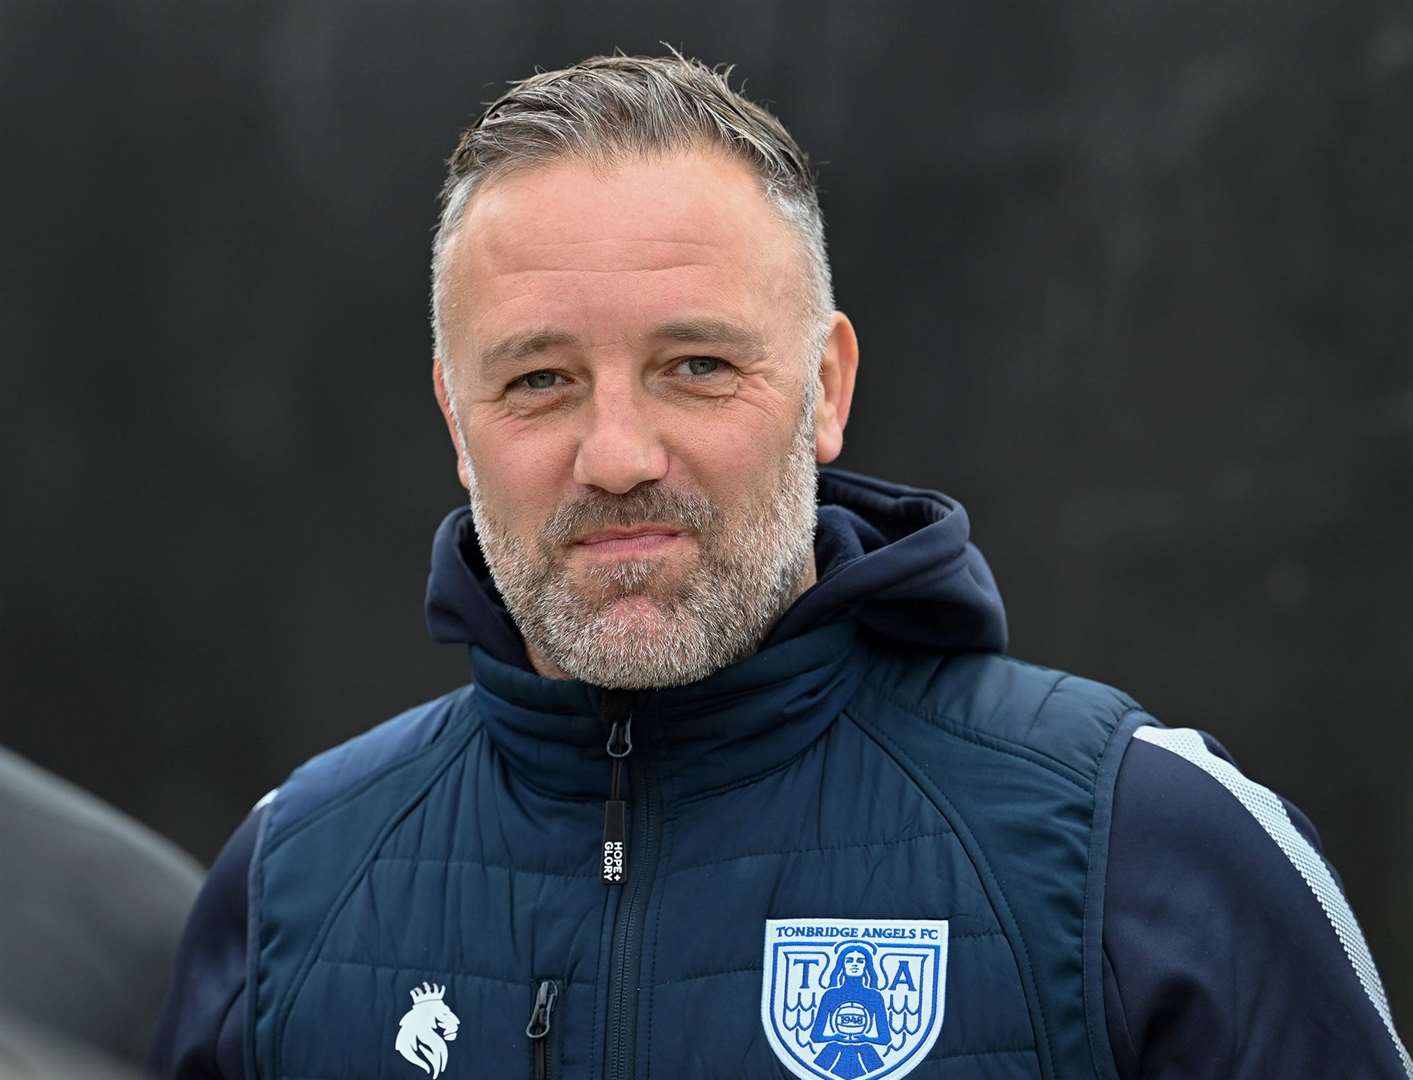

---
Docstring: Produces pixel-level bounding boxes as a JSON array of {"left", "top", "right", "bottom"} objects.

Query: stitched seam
[
  {"left": 674, "top": 749, "right": 819, "bottom": 806},
  {"left": 861, "top": 677, "right": 1095, "bottom": 792},
  {"left": 312, "top": 957, "right": 596, "bottom": 989},
  {"left": 937, "top": 1046, "right": 1037, "bottom": 1060},
  {"left": 266, "top": 738, "right": 450, "bottom": 854},
  {"left": 874, "top": 682, "right": 1092, "bottom": 791},
  {"left": 370, "top": 854, "right": 596, "bottom": 879},
  {"left": 482, "top": 754, "right": 606, "bottom": 805},
  {"left": 381, "top": 830, "right": 957, "bottom": 882},
  {"left": 673, "top": 665, "right": 869, "bottom": 806},
  {"left": 1026, "top": 673, "right": 1070, "bottom": 738},
  {"left": 644, "top": 802, "right": 673, "bottom": 1080},
  {"left": 1084, "top": 709, "right": 1145, "bottom": 1080},
  {"left": 659, "top": 828, "right": 954, "bottom": 880},
  {"left": 654, "top": 965, "right": 761, "bottom": 988},
  {"left": 948, "top": 928, "right": 1009, "bottom": 941},
  {"left": 591, "top": 889, "right": 609, "bottom": 1080}
]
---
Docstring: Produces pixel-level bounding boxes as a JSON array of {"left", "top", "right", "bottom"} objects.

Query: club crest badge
[{"left": 761, "top": 918, "right": 948, "bottom": 1080}]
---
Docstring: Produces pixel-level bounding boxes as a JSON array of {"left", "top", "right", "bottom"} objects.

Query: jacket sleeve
[
  {"left": 147, "top": 807, "right": 264, "bottom": 1080},
  {"left": 1101, "top": 727, "right": 1410, "bottom": 1079}
]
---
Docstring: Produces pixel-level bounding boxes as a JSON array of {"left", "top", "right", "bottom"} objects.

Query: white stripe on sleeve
[{"left": 1134, "top": 726, "right": 1411, "bottom": 1077}]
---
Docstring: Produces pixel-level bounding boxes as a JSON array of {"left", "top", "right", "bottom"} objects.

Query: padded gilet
[{"left": 248, "top": 630, "right": 1149, "bottom": 1079}]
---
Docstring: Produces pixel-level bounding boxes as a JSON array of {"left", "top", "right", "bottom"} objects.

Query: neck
[{"left": 526, "top": 553, "right": 819, "bottom": 682}]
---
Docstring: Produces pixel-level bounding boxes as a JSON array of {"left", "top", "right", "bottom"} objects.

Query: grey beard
[{"left": 467, "top": 401, "right": 819, "bottom": 689}]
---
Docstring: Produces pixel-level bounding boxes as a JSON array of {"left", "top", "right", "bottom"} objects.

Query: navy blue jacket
[{"left": 151, "top": 470, "right": 1409, "bottom": 1078}]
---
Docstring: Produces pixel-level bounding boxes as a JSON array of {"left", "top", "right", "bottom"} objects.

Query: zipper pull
[
  {"left": 526, "top": 978, "right": 559, "bottom": 1039},
  {"left": 602, "top": 715, "right": 632, "bottom": 886},
  {"left": 527, "top": 979, "right": 559, "bottom": 1080}
]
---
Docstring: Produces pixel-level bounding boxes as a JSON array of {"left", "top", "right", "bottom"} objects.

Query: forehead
[{"left": 439, "top": 150, "right": 803, "bottom": 358}]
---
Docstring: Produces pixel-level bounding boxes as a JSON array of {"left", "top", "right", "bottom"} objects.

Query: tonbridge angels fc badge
[{"left": 761, "top": 918, "right": 949, "bottom": 1080}]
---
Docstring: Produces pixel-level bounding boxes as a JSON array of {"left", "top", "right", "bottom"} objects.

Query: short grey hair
[{"left": 430, "top": 51, "right": 833, "bottom": 365}]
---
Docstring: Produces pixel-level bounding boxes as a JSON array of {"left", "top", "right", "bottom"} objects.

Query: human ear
[
  {"left": 432, "top": 357, "right": 472, "bottom": 490},
  {"left": 813, "top": 312, "right": 859, "bottom": 464}
]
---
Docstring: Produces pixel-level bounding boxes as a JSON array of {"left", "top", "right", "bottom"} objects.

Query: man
[{"left": 151, "top": 53, "right": 1409, "bottom": 1079}]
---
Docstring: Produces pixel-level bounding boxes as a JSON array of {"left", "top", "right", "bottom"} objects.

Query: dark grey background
[{"left": 3, "top": 0, "right": 1410, "bottom": 1035}]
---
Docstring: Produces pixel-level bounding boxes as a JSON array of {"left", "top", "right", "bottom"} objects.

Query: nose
[{"left": 571, "top": 385, "right": 669, "bottom": 494}]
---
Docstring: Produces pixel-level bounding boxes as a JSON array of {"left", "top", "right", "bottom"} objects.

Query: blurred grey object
[
  {"left": 0, "top": 1008, "right": 145, "bottom": 1080},
  {"left": 0, "top": 747, "right": 203, "bottom": 1069}
]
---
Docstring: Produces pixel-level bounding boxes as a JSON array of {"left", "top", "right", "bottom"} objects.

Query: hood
[{"left": 425, "top": 466, "right": 1007, "bottom": 671}]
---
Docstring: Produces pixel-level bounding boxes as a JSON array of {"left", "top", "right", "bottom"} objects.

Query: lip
[
  {"left": 572, "top": 524, "right": 688, "bottom": 557},
  {"left": 574, "top": 524, "right": 685, "bottom": 545}
]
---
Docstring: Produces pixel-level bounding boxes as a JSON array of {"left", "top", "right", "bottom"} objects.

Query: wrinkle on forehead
[
  {"left": 461, "top": 152, "right": 791, "bottom": 267},
  {"left": 513, "top": 236, "right": 724, "bottom": 251},
  {"left": 473, "top": 226, "right": 758, "bottom": 283},
  {"left": 492, "top": 260, "right": 720, "bottom": 277}
]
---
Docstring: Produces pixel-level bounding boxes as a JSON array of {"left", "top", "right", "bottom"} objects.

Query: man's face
[{"left": 435, "top": 150, "right": 854, "bottom": 687}]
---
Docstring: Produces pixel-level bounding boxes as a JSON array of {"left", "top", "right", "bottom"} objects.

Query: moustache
[{"left": 542, "top": 485, "right": 717, "bottom": 549}]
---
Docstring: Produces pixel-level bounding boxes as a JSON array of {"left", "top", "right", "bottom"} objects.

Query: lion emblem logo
[{"left": 395, "top": 982, "right": 460, "bottom": 1077}]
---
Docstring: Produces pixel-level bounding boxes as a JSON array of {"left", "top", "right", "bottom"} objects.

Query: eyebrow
[
  {"left": 478, "top": 328, "right": 581, "bottom": 373},
  {"left": 649, "top": 317, "right": 766, "bottom": 354}
]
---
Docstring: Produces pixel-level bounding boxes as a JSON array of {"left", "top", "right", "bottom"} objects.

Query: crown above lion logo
[{"left": 409, "top": 982, "right": 447, "bottom": 1004}]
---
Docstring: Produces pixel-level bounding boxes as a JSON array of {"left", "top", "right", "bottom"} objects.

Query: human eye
[
  {"left": 671, "top": 356, "right": 728, "bottom": 378},
  {"left": 511, "top": 370, "right": 564, "bottom": 391}
]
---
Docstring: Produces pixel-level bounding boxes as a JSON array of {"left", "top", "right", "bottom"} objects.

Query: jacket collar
[{"left": 467, "top": 621, "right": 866, "bottom": 800}]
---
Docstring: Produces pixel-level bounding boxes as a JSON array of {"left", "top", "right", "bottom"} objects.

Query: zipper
[
  {"left": 602, "top": 712, "right": 632, "bottom": 886},
  {"left": 526, "top": 978, "right": 559, "bottom": 1080},
  {"left": 604, "top": 739, "right": 662, "bottom": 1080}
]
